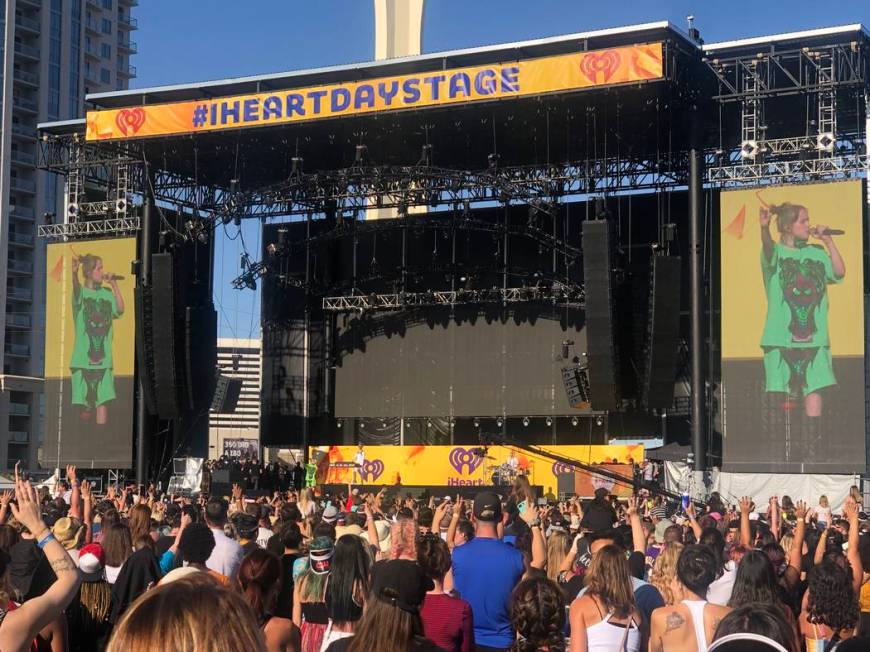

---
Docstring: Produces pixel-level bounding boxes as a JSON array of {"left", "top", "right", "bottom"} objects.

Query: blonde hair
[
  {"left": 819, "top": 495, "right": 829, "bottom": 508},
  {"left": 585, "top": 545, "right": 636, "bottom": 619},
  {"left": 546, "top": 531, "right": 570, "bottom": 582},
  {"left": 106, "top": 574, "right": 266, "bottom": 652},
  {"left": 779, "top": 532, "right": 794, "bottom": 558},
  {"left": 649, "top": 542, "right": 683, "bottom": 606}
]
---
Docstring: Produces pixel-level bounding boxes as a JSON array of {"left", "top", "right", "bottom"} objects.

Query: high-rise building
[
  {"left": 0, "top": 0, "right": 137, "bottom": 470},
  {"left": 209, "top": 338, "right": 262, "bottom": 458}
]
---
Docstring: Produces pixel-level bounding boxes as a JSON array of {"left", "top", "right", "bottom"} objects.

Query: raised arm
[
  {"left": 769, "top": 496, "right": 780, "bottom": 542},
  {"left": 843, "top": 499, "right": 863, "bottom": 595},
  {"left": 0, "top": 478, "right": 82, "bottom": 651},
  {"left": 81, "top": 481, "right": 94, "bottom": 544},
  {"left": 627, "top": 497, "right": 646, "bottom": 553},
  {"left": 520, "top": 505, "right": 546, "bottom": 569},
  {"left": 446, "top": 496, "right": 463, "bottom": 550},
  {"left": 108, "top": 277, "right": 124, "bottom": 316},
  {"left": 813, "top": 528, "right": 828, "bottom": 567},
  {"left": 0, "top": 490, "right": 13, "bottom": 525},
  {"left": 739, "top": 496, "right": 753, "bottom": 547},
  {"left": 685, "top": 501, "right": 703, "bottom": 542},
  {"left": 68, "top": 465, "right": 81, "bottom": 521}
]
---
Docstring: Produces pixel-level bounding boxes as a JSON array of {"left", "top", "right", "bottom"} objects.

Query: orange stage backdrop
[
  {"left": 87, "top": 43, "right": 663, "bottom": 141},
  {"left": 311, "top": 444, "right": 643, "bottom": 494}
]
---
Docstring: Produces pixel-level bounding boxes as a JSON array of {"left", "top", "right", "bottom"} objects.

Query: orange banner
[
  {"left": 87, "top": 43, "right": 663, "bottom": 141},
  {"left": 311, "top": 444, "right": 643, "bottom": 495}
]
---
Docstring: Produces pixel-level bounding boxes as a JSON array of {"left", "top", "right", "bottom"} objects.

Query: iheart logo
[
  {"left": 115, "top": 108, "right": 146, "bottom": 136},
  {"left": 448, "top": 447, "right": 483, "bottom": 475},
  {"left": 361, "top": 459, "right": 384, "bottom": 482},
  {"left": 551, "top": 462, "right": 575, "bottom": 476},
  {"left": 579, "top": 50, "right": 621, "bottom": 84}
]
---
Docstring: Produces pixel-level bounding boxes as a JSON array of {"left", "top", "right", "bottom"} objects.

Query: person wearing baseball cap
[{"left": 451, "top": 491, "right": 524, "bottom": 651}]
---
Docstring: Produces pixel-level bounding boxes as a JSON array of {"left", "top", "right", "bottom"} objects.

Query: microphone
[
  {"left": 103, "top": 273, "right": 125, "bottom": 281},
  {"left": 812, "top": 228, "right": 844, "bottom": 236}
]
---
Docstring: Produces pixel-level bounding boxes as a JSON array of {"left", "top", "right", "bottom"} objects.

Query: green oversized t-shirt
[
  {"left": 760, "top": 241, "right": 841, "bottom": 348},
  {"left": 70, "top": 285, "right": 120, "bottom": 369}
]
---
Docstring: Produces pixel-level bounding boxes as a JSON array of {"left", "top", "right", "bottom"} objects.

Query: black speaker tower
[
  {"left": 582, "top": 220, "right": 619, "bottom": 410},
  {"left": 642, "top": 255, "right": 682, "bottom": 408}
]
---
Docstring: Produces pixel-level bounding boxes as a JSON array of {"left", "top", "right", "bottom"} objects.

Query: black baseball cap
[
  {"left": 371, "top": 560, "right": 434, "bottom": 613},
  {"left": 473, "top": 491, "right": 503, "bottom": 522}
]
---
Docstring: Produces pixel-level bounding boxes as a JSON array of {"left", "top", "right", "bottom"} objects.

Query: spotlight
[
  {"left": 337, "top": 419, "right": 342, "bottom": 428},
  {"left": 546, "top": 417, "right": 553, "bottom": 426},
  {"left": 426, "top": 420, "right": 432, "bottom": 428},
  {"left": 473, "top": 418, "right": 480, "bottom": 428},
  {"left": 595, "top": 416, "right": 603, "bottom": 427},
  {"left": 522, "top": 417, "right": 530, "bottom": 427},
  {"left": 496, "top": 417, "right": 504, "bottom": 428},
  {"left": 571, "top": 417, "right": 579, "bottom": 427}
]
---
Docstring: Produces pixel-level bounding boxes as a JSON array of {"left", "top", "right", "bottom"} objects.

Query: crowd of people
[{"left": 0, "top": 461, "right": 869, "bottom": 651}]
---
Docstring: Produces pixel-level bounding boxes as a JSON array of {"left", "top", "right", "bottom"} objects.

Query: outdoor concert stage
[
  {"left": 322, "top": 485, "right": 544, "bottom": 501},
  {"left": 37, "top": 21, "right": 870, "bottom": 480}
]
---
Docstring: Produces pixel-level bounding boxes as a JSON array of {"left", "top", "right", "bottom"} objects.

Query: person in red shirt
[{"left": 417, "top": 533, "right": 474, "bottom": 652}]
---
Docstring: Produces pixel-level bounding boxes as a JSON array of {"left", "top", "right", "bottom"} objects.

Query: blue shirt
[{"left": 452, "top": 536, "right": 524, "bottom": 648}]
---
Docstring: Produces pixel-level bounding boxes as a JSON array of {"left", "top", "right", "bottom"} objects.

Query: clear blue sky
[{"left": 132, "top": 1, "right": 870, "bottom": 339}]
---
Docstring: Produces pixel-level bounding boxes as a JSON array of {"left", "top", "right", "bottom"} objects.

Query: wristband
[
  {"left": 37, "top": 533, "right": 55, "bottom": 549},
  {"left": 32, "top": 527, "right": 50, "bottom": 542}
]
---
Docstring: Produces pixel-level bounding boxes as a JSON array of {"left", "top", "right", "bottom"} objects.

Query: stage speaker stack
[
  {"left": 582, "top": 220, "right": 619, "bottom": 410},
  {"left": 556, "top": 471, "right": 576, "bottom": 497},
  {"left": 561, "top": 366, "right": 590, "bottom": 408},
  {"left": 134, "top": 284, "right": 158, "bottom": 414},
  {"left": 642, "top": 255, "right": 682, "bottom": 408},
  {"left": 150, "top": 254, "right": 181, "bottom": 417},
  {"left": 185, "top": 305, "right": 218, "bottom": 412},
  {"left": 211, "top": 374, "right": 243, "bottom": 413}
]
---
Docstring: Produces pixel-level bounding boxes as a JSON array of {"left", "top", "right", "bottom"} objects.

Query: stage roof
[{"left": 84, "top": 21, "right": 693, "bottom": 110}]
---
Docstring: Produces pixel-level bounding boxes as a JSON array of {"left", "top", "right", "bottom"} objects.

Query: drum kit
[{"left": 490, "top": 462, "right": 528, "bottom": 486}]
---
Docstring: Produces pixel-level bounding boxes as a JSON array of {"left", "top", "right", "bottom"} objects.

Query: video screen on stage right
[{"left": 720, "top": 179, "right": 865, "bottom": 473}]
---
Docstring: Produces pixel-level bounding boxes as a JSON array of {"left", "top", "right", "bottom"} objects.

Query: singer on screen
[
  {"left": 70, "top": 254, "right": 125, "bottom": 425},
  {"left": 759, "top": 202, "right": 845, "bottom": 417}
]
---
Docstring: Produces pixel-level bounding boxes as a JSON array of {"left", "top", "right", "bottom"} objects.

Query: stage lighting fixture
[
  {"left": 337, "top": 420, "right": 342, "bottom": 427},
  {"left": 473, "top": 418, "right": 480, "bottom": 428},
  {"left": 354, "top": 144, "right": 367, "bottom": 164},
  {"left": 571, "top": 417, "right": 579, "bottom": 427},
  {"left": 546, "top": 417, "right": 553, "bottom": 426},
  {"left": 522, "top": 417, "right": 529, "bottom": 427},
  {"left": 595, "top": 416, "right": 604, "bottom": 427},
  {"left": 196, "top": 231, "right": 209, "bottom": 244},
  {"left": 426, "top": 420, "right": 432, "bottom": 428},
  {"left": 496, "top": 417, "right": 504, "bottom": 427}
]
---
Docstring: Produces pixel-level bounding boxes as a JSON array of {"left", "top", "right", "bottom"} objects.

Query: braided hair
[{"left": 508, "top": 577, "right": 566, "bottom": 652}]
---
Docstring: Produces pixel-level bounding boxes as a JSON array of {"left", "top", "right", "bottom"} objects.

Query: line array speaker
[
  {"left": 582, "top": 220, "right": 619, "bottom": 410},
  {"left": 643, "top": 255, "right": 682, "bottom": 408},
  {"left": 211, "top": 374, "right": 243, "bottom": 414},
  {"left": 150, "top": 253, "right": 180, "bottom": 417},
  {"left": 185, "top": 304, "right": 218, "bottom": 412},
  {"left": 561, "top": 366, "right": 590, "bottom": 408},
  {"left": 134, "top": 284, "right": 157, "bottom": 414}
]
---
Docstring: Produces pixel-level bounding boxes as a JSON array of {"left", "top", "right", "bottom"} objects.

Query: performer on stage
[
  {"left": 507, "top": 450, "right": 520, "bottom": 479},
  {"left": 353, "top": 443, "right": 366, "bottom": 484},
  {"left": 70, "top": 253, "right": 125, "bottom": 426},
  {"left": 759, "top": 202, "right": 845, "bottom": 418}
]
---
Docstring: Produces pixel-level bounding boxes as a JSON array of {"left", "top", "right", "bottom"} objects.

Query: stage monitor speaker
[
  {"left": 134, "top": 284, "right": 157, "bottom": 414},
  {"left": 561, "top": 366, "right": 590, "bottom": 408},
  {"left": 643, "top": 256, "right": 682, "bottom": 408},
  {"left": 211, "top": 374, "right": 243, "bottom": 413},
  {"left": 582, "top": 220, "right": 619, "bottom": 410},
  {"left": 150, "top": 253, "right": 180, "bottom": 418},
  {"left": 185, "top": 304, "right": 218, "bottom": 411},
  {"left": 557, "top": 471, "right": 576, "bottom": 497}
]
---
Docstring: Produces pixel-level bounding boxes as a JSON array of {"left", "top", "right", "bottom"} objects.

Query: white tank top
[
  {"left": 681, "top": 600, "right": 709, "bottom": 652},
  {"left": 585, "top": 612, "right": 641, "bottom": 652}
]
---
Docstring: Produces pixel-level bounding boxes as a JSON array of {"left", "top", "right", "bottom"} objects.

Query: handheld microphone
[
  {"left": 811, "top": 228, "right": 844, "bottom": 236},
  {"left": 103, "top": 273, "right": 126, "bottom": 281}
]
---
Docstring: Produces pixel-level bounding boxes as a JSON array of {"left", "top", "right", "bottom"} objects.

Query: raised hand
[
  {"left": 80, "top": 480, "right": 92, "bottom": 501},
  {"left": 685, "top": 501, "right": 697, "bottom": 520},
  {"left": 843, "top": 499, "right": 859, "bottom": 522},
  {"left": 66, "top": 464, "right": 77, "bottom": 485},
  {"left": 231, "top": 483, "right": 243, "bottom": 501},
  {"left": 0, "top": 490, "right": 13, "bottom": 507},
  {"left": 520, "top": 503, "right": 539, "bottom": 525},
  {"left": 626, "top": 496, "right": 641, "bottom": 518},
  {"left": 759, "top": 206, "right": 771, "bottom": 227},
  {"left": 180, "top": 511, "right": 193, "bottom": 531},
  {"left": 739, "top": 496, "right": 754, "bottom": 515},
  {"left": 10, "top": 478, "right": 47, "bottom": 537},
  {"left": 794, "top": 500, "right": 808, "bottom": 520},
  {"left": 106, "top": 484, "right": 116, "bottom": 501}
]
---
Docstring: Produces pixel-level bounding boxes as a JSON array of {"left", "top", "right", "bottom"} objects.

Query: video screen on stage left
[
  {"left": 43, "top": 237, "right": 136, "bottom": 469},
  {"left": 720, "top": 180, "right": 865, "bottom": 473}
]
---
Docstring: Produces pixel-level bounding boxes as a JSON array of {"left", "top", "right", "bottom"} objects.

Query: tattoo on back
[{"left": 665, "top": 612, "right": 685, "bottom": 633}]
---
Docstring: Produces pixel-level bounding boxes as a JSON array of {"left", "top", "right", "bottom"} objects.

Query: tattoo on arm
[
  {"left": 665, "top": 612, "right": 685, "bottom": 634},
  {"left": 50, "top": 556, "right": 77, "bottom": 574}
]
